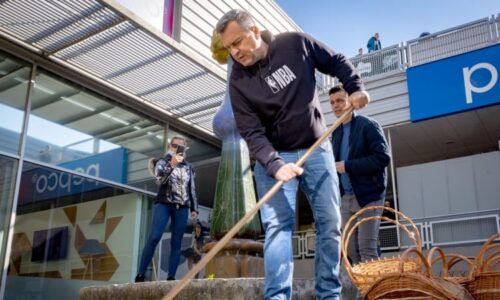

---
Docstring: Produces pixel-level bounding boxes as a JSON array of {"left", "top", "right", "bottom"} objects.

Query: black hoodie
[{"left": 229, "top": 31, "right": 364, "bottom": 176}]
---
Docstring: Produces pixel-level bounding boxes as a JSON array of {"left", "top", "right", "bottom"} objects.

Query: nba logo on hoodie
[
  {"left": 265, "top": 65, "right": 296, "bottom": 94},
  {"left": 265, "top": 76, "right": 280, "bottom": 93}
]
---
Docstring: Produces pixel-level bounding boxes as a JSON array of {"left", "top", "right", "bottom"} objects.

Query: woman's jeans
[
  {"left": 138, "top": 202, "right": 189, "bottom": 279},
  {"left": 254, "top": 141, "right": 342, "bottom": 300}
]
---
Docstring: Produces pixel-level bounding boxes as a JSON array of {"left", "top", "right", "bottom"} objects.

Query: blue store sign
[
  {"left": 407, "top": 44, "right": 500, "bottom": 121},
  {"left": 19, "top": 147, "right": 128, "bottom": 205}
]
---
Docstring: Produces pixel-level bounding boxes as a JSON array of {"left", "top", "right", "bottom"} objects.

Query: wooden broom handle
[{"left": 162, "top": 107, "right": 354, "bottom": 300}]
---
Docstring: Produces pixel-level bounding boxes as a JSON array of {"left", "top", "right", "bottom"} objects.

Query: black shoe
[
  {"left": 135, "top": 273, "right": 145, "bottom": 283},
  {"left": 167, "top": 276, "right": 175, "bottom": 281}
]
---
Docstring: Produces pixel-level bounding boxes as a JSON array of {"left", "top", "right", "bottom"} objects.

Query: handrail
[
  {"left": 316, "top": 14, "right": 499, "bottom": 93},
  {"left": 406, "top": 17, "right": 490, "bottom": 45},
  {"left": 288, "top": 209, "right": 500, "bottom": 259}
]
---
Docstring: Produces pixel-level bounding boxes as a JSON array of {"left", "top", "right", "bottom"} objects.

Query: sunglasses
[{"left": 170, "top": 143, "right": 185, "bottom": 149}]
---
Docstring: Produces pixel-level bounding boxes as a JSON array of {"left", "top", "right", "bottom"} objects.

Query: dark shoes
[
  {"left": 134, "top": 273, "right": 145, "bottom": 283},
  {"left": 135, "top": 273, "right": 175, "bottom": 282}
]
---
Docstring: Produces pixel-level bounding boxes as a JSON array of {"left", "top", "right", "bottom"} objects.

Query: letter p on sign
[{"left": 463, "top": 62, "right": 498, "bottom": 104}]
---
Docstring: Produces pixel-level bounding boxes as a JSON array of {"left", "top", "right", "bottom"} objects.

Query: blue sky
[{"left": 276, "top": 0, "right": 499, "bottom": 57}]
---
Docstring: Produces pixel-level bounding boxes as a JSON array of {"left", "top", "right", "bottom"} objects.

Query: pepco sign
[
  {"left": 407, "top": 44, "right": 500, "bottom": 121},
  {"left": 19, "top": 147, "right": 127, "bottom": 205}
]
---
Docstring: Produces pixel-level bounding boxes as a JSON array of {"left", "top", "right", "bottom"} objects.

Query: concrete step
[{"left": 79, "top": 278, "right": 316, "bottom": 300}]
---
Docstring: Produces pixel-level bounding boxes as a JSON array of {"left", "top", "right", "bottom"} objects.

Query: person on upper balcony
[{"left": 367, "top": 32, "right": 382, "bottom": 52}]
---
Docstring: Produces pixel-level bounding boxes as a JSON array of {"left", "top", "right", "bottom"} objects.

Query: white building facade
[{"left": 0, "top": 0, "right": 498, "bottom": 298}]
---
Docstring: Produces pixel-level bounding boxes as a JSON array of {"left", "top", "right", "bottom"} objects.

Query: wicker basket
[
  {"left": 341, "top": 206, "right": 422, "bottom": 294},
  {"left": 427, "top": 247, "right": 475, "bottom": 286},
  {"left": 364, "top": 248, "right": 474, "bottom": 300},
  {"left": 466, "top": 233, "right": 500, "bottom": 299}
]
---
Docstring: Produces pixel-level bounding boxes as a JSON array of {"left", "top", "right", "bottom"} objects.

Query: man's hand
[
  {"left": 171, "top": 154, "right": 184, "bottom": 167},
  {"left": 275, "top": 163, "right": 304, "bottom": 182},
  {"left": 191, "top": 211, "right": 198, "bottom": 219},
  {"left": 335, "top": 161, "right": 346, "bottom": 174},
  {"left": 349, "top": 90, "right": 370, "bottom": 109}
]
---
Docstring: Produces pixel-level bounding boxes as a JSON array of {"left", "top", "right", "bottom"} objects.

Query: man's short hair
[
  {"left": 215, "top": 9, "right": 255, "bottom": 34},
  {"left": 328, "top": 85, "right": 346, "bottom": 96}
]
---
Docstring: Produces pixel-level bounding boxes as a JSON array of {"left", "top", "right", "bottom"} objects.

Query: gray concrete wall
[{"left": 397, "top": 151, "right": 500, "bottom": 219}]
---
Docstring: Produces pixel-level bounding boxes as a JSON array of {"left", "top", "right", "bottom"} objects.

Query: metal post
[
  {"left": 387, "top": 128, "right": 401, "bottom": 249},
  {"left": 0, "top": 63, "right": 37, "bottom": 299}
]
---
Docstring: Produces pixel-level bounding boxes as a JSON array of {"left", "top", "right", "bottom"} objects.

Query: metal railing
[
  {"left": 497, "top": 15, "right": 500, "bottom": 37},
  {"left": 315, "top": 71, "right": 338, "bottom": 93},
  {"left": 289, "top": 209, "right": 500, "bottom": 259},
  {"left": 425, "top": 213, "right": 499, "bottom": 247},
  {"left": 316, "top": 14, "right": 500, "bottom": 93},
  {"left": 350, "top": 44, "right": 404, "bottom": 77},
  {"left": 406, "top": 17, "right": 495, "bottom": 66}
]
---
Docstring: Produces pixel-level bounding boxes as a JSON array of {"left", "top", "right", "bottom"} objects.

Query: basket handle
[
  {"left": 399, "top": 247, "right": 431, "bottom": 277},
  {"left": 426, "top": 247, "right": 449, "bottom": 277},
  {"left": 474, "top": 233, "right": 500, "bottom": 273},
  {"left": 341, "top": 206, "right": 422, "bottom": 277},
  {"left": 447, "top": 254, "right": 474, "bottom": 270},
  {"left": 341, "top": 215, "right": 422, "bottom": 283},
  {"left": 446, "top": 254, "right": 475, "bottom": 280},
  {"left": 478, "top": 246, "right": 500, "bottom": 273},
  {"left": 342, "top": 206, "right": 421, "bottom": 254}
]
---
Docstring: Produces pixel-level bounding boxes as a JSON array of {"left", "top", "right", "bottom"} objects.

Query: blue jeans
[
  {"left": 138, "top": 202, "right": 189, "bottom": 279},
  {"left": 255, "top": 141, "right": 342, "bottom": 300}
]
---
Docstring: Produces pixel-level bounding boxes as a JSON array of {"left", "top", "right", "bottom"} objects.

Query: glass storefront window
[
  {"left": 0, "top": 155, "right": 18, "bottom": 291},
  {"left": 0, "top": 51, "right": 30, "bottom": 156},
  {"left": 25, "top": 69, "right": 165, "bottom": 193},
  {"left": 4, "top": 161, "right": 152, "bottom": 299},
  {"left": 0, "top": 54, "right": 222, "bottom": 298}
]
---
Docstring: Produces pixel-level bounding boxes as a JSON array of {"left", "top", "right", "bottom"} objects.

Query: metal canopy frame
[{"left": 0, "top": 0, "right": 227, "bottom": 138}]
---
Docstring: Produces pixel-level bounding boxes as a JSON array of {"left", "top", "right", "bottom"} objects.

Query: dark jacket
[
  {"left": 229, "top": 31, "right": 364, "bottom": 176},
  {"left": 332, "top": 113, "right": 390, "bottom": 207},
  {"left": 156, "top": 154, "right": 198, "bottom": 212}
]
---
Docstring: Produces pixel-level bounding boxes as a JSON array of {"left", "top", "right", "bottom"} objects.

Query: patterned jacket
[{"left": 155, "top": 154, "right": 198, "bottom": 212}]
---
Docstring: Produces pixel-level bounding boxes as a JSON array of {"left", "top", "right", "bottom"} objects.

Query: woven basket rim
[
  {"left": 341, "top": 206, "right": 423, "bottom": 287},
  {"left": 364, "top": 272, "right": 472, "bottom": 300}
]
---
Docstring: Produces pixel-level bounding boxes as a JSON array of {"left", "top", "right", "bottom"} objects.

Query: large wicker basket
[
  {"left": 364, "top": 248, "right": 474, "bottom": 300},
  {"left": 466, "top": 233, "right": 500, "bottom": 299},
  {"left": 341, "top": 206, "right": 422, "bottom": 295}
]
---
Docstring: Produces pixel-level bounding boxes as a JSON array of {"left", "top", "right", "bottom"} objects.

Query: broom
[{"left": 162, "top": 106, "right": 354, "bottom": 300}]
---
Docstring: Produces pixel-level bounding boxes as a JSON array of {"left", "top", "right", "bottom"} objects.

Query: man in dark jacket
[
  {"left": 216, "top": 9, "right": 369, "bottom": 300},
  {"left": 329, "top": 85, "right": 390, "bottom": 265},
  {"left": 135, "top": 136, "right": 198, "bottom": 282}
]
